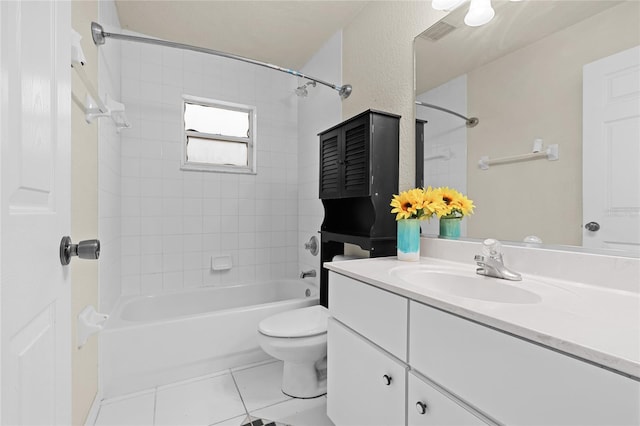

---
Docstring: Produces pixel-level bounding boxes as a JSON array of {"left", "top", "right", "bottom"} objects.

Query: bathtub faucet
[{"left": 300, "top": 269, "right": 316, "bottom": 279}]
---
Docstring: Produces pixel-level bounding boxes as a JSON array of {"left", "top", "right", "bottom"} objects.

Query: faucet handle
[{"left": 482, "top": 238, "right": 503, "bottom": 260}]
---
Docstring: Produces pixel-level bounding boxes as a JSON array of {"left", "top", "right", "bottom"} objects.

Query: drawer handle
[
  {"left": 382, "top": 374, "right": 392, "bottom": 386},
  {"left": 416, "top": 401, "right": 428, "bottom": 415}
]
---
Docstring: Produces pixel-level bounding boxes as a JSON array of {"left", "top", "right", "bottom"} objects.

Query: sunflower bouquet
[{"left": 390, "top": 186, "right": 474, "bottom": 221}]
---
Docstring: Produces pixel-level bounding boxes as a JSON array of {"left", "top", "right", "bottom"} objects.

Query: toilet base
[{"left": 281, "top": 358, "right": 327, "bottom": 399}]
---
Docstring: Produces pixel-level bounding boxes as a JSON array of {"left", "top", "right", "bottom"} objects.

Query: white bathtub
[{"left": 100, "top": 280, "right": 318, "bottom": 398}]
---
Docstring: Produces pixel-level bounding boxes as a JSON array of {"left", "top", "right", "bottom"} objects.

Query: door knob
[
  {"left": 60, "top": 236, "right": 101, "bottom": 265},
  {"left": 584, "top": 222, "right": 600, "bottom": 232},
  {"left": 382, "top": 374, "right": 392, "bottom": 386},
  {"left": 416, "top": 401, "right": 428, "bottom": 415}
]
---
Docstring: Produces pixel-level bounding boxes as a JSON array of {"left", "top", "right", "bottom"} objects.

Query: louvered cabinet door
[
  {"left": 319, "top": 128, "right": 341, "bottom": 199},
  {"left": 342, "top": 116, "right": 371, "bottom": 197}
]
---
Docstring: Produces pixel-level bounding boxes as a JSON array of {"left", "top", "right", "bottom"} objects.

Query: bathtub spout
[{"left": 300, "top": 269, "right": 316, "bottom": 279}]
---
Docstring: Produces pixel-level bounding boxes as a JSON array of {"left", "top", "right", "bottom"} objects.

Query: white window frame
[{"left": 181, "top": 95, "right": 257, "bottom": 174}]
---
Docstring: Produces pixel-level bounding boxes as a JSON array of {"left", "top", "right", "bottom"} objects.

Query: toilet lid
[{"left": 258, "top": 305, "right": 329, "bottom": 338}]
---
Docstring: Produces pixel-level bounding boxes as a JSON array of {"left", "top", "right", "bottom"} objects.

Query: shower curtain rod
[
  {"left": 415, "top": 101, "right": 479, "bottom": 128},
  {"left": 91, "top": 22, "right": 352, "bottom": 99}
]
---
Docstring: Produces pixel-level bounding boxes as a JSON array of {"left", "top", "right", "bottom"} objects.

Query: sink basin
[{"left": 390, "top": 266, "right": 542, "bottom": 304}]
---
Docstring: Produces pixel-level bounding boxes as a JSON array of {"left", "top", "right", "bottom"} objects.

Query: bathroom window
[{"left": 182, "top": 95, "right": 257, "bottom": 173}]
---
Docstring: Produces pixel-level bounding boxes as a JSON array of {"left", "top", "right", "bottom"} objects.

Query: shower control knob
[
  {"left": 382, "top": 374, "right": 392, "bottom": 386},
  {"left": 416, "top": 401, "right": 428, "bottom": 415},
  {"left": 60, "top": 236, "right": 101, "bottom": 265},
  {"left": 585, "top": 222, "right": 600, "bottom": 232}
]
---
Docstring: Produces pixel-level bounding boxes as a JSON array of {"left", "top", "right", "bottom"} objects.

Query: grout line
[
  {"left": 230, "top": 358, "right": 278, "bottom": 374},
  {"left": 92, "top": 405, "right": 102, "bottom": 426},
  {"left": 229, "top": 368, "right": 250, "bottom": 418},
  {"left": 152, "top": 387, "right": 158, "bottom": 426}
]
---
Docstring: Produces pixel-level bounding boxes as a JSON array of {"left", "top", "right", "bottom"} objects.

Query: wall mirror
[{"left": 415, "top": 0, "right": 639, "bottom": 256}]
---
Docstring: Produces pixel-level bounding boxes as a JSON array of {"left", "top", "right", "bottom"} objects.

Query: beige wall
[
  {"left": 466, "top": 2, "right": 639, "bottom": 245},
  {"left": 71, "top": 2, "right": 99, "bottom": 425},
  {"left": 342, "top": 1, "right": 445, "bottom": 192}
]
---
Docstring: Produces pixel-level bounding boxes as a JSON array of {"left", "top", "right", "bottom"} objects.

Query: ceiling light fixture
[
  {"left": 464, "top": 0, "right": 496, "bottom": 27},
  {"left": 431, "top": 0, "right": 497, "bottom": 27}
]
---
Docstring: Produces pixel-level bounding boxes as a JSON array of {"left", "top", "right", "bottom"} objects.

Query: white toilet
[{"left": 258, "top": 304, "right": 329, "bottom": 398}]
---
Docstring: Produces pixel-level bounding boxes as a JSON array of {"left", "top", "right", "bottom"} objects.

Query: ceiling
[{"left": 114, "top": 1, "right": 369, "bottom": 70}]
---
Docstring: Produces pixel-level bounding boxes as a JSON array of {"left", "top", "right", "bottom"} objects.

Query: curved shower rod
[
  {"left": 90, "top": 22, "right": 352, "bottom": 99},
  {"left": 415, "top": 101, "right": 478, "bottom": 128}
]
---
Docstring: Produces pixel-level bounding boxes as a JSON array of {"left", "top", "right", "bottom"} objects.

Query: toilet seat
[{"left": 258, "top": 305, "right": 328, "bottom": 338}]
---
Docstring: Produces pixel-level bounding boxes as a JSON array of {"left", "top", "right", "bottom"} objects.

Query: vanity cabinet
[
  {"left": 327, "top": 271, "right": 489, "bottom": 426},
  {"left": 327, "top": 318, "right": 407, "bottom": 426},
  {"left": 409, "top": 301, "right": 640, "bottom": 425},
  {"left": 327, "top": 271, "right": 640, "bottom": 426}
]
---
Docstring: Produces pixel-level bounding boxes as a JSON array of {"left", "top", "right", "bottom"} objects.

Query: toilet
[{"left": 258, "top": 304, "right": 329, "bottom": 398}]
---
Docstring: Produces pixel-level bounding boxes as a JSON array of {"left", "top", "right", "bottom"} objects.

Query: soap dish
[{"left": 211, "top": 255, "right": 232, "bottom": 271}]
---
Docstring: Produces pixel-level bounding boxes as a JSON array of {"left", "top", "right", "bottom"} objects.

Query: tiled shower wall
[
  {"left": 118, "top": 32, "right": 299, "bottom": 296},
  {"left": 98, "top": 3, "right": 122, "bottom": 313}
]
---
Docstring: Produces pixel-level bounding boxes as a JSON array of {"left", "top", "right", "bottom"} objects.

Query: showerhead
[
  {"left": 295, "top": 86, "right": 308, "bottom": 97},
  {"left": 295, "top": 81, "right": 316, "bottom": 97}
]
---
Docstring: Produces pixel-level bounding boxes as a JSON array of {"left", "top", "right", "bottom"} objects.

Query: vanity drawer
[
  {"left": 409, "top": 301, "right": 640, "bottom": 425},
  {"left": 329, "top": 271, "right": 408, "bottom": 360},
  {"left": 408, "top": 371, "right": 490, "bottom": 426}
]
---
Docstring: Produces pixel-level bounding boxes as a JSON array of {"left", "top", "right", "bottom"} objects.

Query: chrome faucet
[
  {"left": 300, "top": 269, "right": 316, "bottom": 279},
  {"left": 474, "top": 239, "right": 522, "bottom": 281}
]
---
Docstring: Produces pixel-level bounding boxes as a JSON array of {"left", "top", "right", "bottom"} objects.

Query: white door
[
  {"left": 1, "top": 1, "right": 72, "bottom": 424},
  {"left": 583, "top": 45, "right": 640, "bottom": 253}
]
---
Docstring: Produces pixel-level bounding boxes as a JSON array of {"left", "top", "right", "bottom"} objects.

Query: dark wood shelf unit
[{"left": 318, "top": 110, "right": 400, "bottom": 307}]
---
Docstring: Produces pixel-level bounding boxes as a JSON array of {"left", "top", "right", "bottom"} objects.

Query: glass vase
[
  {"left": 439, "top": 217, "right": 462, "bottom": 239},
  {"left": 397, "top": 219, "right": 421, "bottom": 261}
]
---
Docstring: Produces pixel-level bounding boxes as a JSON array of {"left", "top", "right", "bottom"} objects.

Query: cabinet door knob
[
  {"left": 416, "top": 401, "right": 428, "bottom": 415},
  {"left": 382, "top": 374, "right": 392, "bottom": 386}
]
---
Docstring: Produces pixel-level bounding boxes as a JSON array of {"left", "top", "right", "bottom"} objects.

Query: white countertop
[{"left": 325, "top": 256, "right": 640, "bottom": 379}]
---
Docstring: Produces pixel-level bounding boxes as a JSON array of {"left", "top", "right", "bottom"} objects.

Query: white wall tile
[
  {"left": 114, "top": 33, "right": 300, "bottom": 296},
  {"left": 98, "top": 0, "right": 123, "bottom": 314}
]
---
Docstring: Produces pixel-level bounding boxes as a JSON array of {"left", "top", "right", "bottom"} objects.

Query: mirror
[{"left": 415, "top": 0, "right": 639, "bottom": 256}]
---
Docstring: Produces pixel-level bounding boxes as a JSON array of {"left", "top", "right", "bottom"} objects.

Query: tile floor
[{"left": 93, "top": 360, "right": 334, "bottom": 426}]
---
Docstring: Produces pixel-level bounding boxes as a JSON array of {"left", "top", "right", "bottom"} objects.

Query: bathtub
[{"left": 100, "top": 279, "right": 318, "bottom": 398}]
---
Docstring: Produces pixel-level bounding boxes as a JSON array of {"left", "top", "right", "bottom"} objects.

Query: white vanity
[{"left": 325, "top": 239, "right": 640, "bottom": 425}]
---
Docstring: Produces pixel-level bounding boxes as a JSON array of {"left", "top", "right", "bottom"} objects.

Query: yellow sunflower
[
  {"left": 436, "top": 186, "right": 474, "bottom": 218},
  {"left": 421, "top": 186, "right": 447, "bottom": 218},
  {"left": 390, "top": 188, "right": 424, "bottom": 220}
]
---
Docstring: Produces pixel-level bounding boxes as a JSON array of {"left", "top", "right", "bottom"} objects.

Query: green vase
[
  {"left": 439, "top": 217, "right": 461, "bottom": 239},
  {"left": 397, "top": 219, "right": 421, "bottom": 261}
]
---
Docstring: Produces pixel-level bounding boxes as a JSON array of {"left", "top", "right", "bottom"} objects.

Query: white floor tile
[
  {"left": 94, "top": 393, "right": 155, "bottom": 426},
  {"left": 232, "top": 361, "right": 291, "bottom": 412},
  {"left": 154, "top": 374, "right": 246, "bottom": 426},
  {"left": 209, "top": 414, "right": 246, "bottom": 426},
  {"left": 250, "top": 397, "right": 334, "bottom": 426}
]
